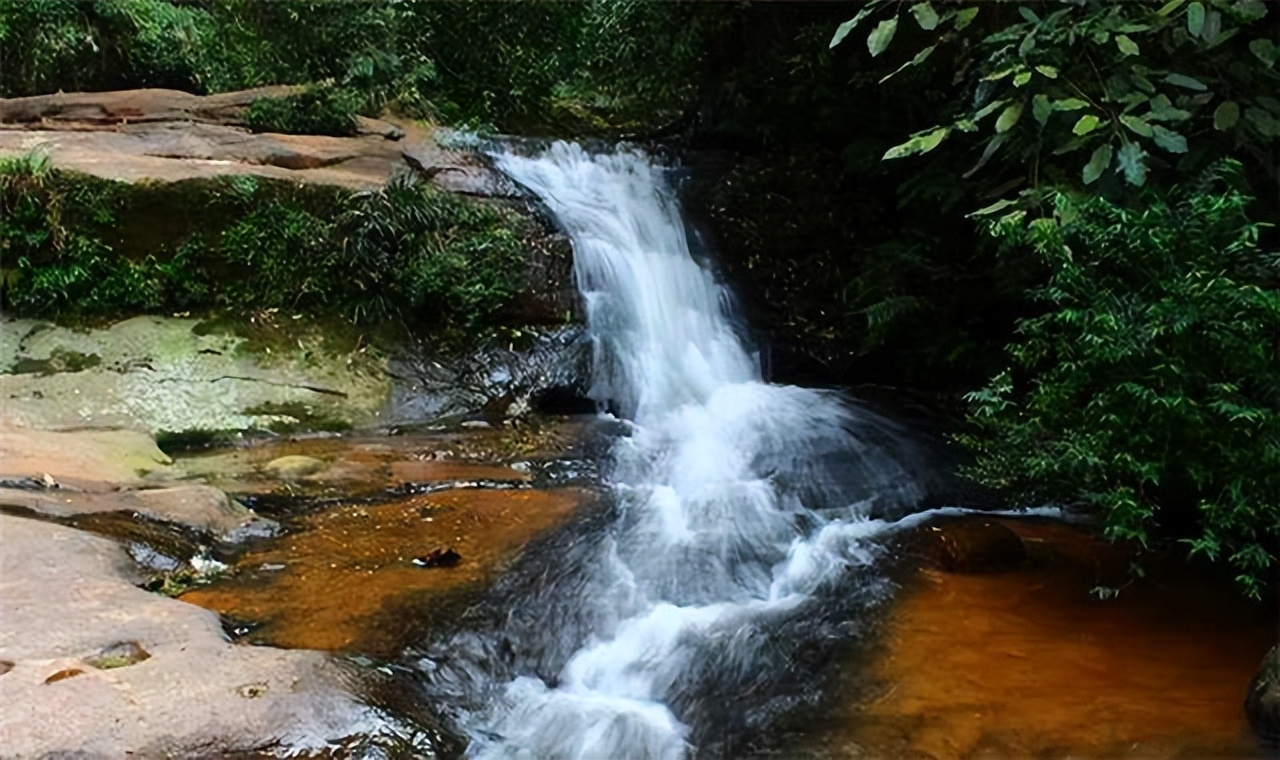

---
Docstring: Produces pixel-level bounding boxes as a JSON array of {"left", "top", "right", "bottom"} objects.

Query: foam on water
[{"left": 420, "top": 142, "right": 940, "bottom": 758}]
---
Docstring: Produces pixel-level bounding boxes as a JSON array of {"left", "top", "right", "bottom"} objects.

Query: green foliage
[
  {"left": 0, "top": 0, "right": 713, "bottom": 136},
  {"left": 335, "top": 174, "right": 529, "bottom": 324},
  {"left": 242, "top": 83, "right": 360, "bottom": 136},
  {"left": 957, "top": 164, "right": 1280, "bottom": 596},
  {"left": 831, "top": 0, "right": 1278, "bottom": 199},
  {"left": 0, "top": 156, "right": 533, "bottom": 328}
]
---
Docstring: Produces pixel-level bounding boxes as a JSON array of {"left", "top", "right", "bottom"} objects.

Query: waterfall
[{"left": 416, "top": 143, "right": 941, "bottom": 759}]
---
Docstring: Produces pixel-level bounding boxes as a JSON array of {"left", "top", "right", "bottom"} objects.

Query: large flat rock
[
  {"left": 0, "top": 515, "right": 378, "bottom": 758},
  {"left": 0, "top": 87, "right": 516, "bottom": 194}
]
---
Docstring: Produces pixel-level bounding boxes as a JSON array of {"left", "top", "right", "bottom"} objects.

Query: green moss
[
  {"left": 242, "top": 401, "right": 352, "bottom": 434},
  {"left": 8, "top": 348, "right": 102, "bottom": 375}
]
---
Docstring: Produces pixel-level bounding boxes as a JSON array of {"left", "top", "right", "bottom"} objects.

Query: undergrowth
[{"left": 0, "top": 154, "right": 534, "bottom": 328}]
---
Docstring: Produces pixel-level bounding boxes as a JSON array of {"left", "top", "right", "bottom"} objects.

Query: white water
[{"left": 469, "top": 143, "right": 930, "bottom": 759}]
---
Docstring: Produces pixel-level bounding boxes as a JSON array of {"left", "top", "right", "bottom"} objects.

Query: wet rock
[
  {"left": 0, "top": 483, "right": 262, "bottom": 539},
  {"left": 264, "top": 455, "right": 327, "bottom": 479},
  {"left": 85, "top": 641, "right": 150, "bottom": 670},
  {"left": 1247, "top": 645, "right": 1280, "bottom": 744},
  {"left": 918, "top": 518, "right": 1026, "bottom": 573},
  {"left": 0, "top": 514, "right": 375, "bottom": 757},
  {"left": 412, "top": 547, "right": 461, "bottom": 569},
  {"left": 0, "top": 426, "right": 172, "bottom": 487}
]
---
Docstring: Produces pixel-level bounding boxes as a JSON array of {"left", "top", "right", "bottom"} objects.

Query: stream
[{"left": 398, "top": 143, "right": 954, "bottom": 758}]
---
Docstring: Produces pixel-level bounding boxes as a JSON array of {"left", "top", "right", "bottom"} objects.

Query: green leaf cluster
[
  {"left": 831, "top": 0, "right": 1278, "bottom": 194},
  {"left": 957, "top": 164, "right": 1280, "bottom": 596},
  {"left": 0, "top": 156, "right": 534, "bottom": 328}
]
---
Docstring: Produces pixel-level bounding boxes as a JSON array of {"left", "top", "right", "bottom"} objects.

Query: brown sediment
[
  {"left": 181, "top": 487, "right": 588, "bottom": 656},
  {"left": 821, "top": 519, "right": 1277, "bottom": 760}
]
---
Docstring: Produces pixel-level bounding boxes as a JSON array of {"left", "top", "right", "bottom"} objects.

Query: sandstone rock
[
  {"left": 1247, "top": 645, "right": 1280, "bottom": 745},
  {"left": 0, "top": 88, "right": 517, "bottom": 195},
  {"left": 917, "top": 518, "right": 1027, "bottom": 573},
  {"left": 0, "top": 484, "right": 259, "bottom": 538},
  {"left": 0, "top": 515, "right": 377, "bottom": 757},
  {"left": 264, "top": 455, "right": 328, "bottom": 479},
  {"left": 0, "top": 426, "right": 171, "bottom": 488}
]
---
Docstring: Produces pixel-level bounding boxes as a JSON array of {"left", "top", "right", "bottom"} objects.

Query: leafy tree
[
  {"left": 830, "top": 0, "right": 1278, "bottom": 201},
  {"left": 957, "top": 163, "right": 1279, "bottom": 595}
]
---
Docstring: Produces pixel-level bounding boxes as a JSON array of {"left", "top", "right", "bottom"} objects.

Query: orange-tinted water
[
  {"left": 811, "top": 519, "right": 1277, "bottom": 760},
  {"left": 183, "top": 487, "right": 588, "bottom": 656}
]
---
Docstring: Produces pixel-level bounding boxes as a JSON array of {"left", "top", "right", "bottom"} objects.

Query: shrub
[
  {"left": 242, "top": 83, "right": 360, "bottom": 137},
  {"left": 957, "top": 163, "right": 1280, "bottom": 597}
]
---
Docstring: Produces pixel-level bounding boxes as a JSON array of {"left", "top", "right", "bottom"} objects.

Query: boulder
[
  {"left": 1247, "top": 645, "right": 1280, "bottom": 745},
  {"left": 917, "top": 518, "right": 1027, "bottom": 573},
  {"left": 0, "top": 515, "right": 377, "bottom": 757}
]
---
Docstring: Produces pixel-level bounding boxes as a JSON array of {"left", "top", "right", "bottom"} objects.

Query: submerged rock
[
  {"left": 264, "top": 455, "right": 328, "bottom": 479},
  {"left": 1247, "top": 645, "right": 1280, "bottom": 744},
  {"left": 917, "top": 518, "right": 1026, "bottom": 573}
]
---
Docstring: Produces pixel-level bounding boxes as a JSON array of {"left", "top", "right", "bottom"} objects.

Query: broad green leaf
[
  {"left": 1036, "top": 65, "right": 1059, "bottom": 79},
  {"left": 1073, "top": 114, "right": 1102, "bottom": 136},
  {"left": 1151, "top": 125, "right": 1188, "bottom": 153},
  {"left": 1187, "top": 1, "right": 1205, "bottom": 37},
  {"left": 879, "top": 44, "right": 937, "bottom": 83},
  {"left": 1245, "top": 107, "right": 1280, "bottom": 137},
  {"left": 1055, "top": 98, "right": 1089, "bottom": 111},
  {"left": 1033, "top": 94, "right": 1053, "bottom": 126},
  {"left": 910, "top": 2, "right": 939, "bottom": 31},
  {"left": 882, "top": 126, "right": 950, "bottom": 159},
  {"left": 954, "top": 7, "right": 979, "bottom": 30},
  {"left": 1120, "top": 114, "right": 1154, "bottom": 137},
  {"left": 829, "top": 4, "right": 878, "bottom": 48},
  {"left": 1235, "top": 1, "right": 1268, "bottom": 21},
  {"left": 995, "top": 101, "right": 1024, "bottom": 133},
  {"left": 1249, "top": 39, "right": 1279, "bottom": 67},
  {"left": 1018, "top": 6, "right": 1040, "bottom": 24},
  {"left": 1202, "top": 10, "right": 1221, "bottom": 42},
  {"left": 1014, "top": 71, "right": 1033, "bottom": 87},
  {"left": 1082, "top": 144, "right": 1113, "bottom": 185},
  {"left": 867, "top": 17, "right": 898, "bottom": 57},
  {"left": 1116, "top": 141, "right": 1148, "bottom": 186},
  {"left": 1148, "top": 94, "right": 1191, "bottom": 121},
  {"left": 1213, "top": 100, "right": 1240, "bottom": 130},
  {"left": 1163, "top": 73, "right": 1207, "bottom": 91},
  {"left": 1116, "top": 35, "right": 1139, "bottom": 56}
]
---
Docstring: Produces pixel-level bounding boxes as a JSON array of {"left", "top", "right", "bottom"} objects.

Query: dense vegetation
[
  {"left": 1, "top": 0, "right": 1275, "bottom": 594},
  {"left": 0, "top": 152, "right": 534, "bottom": 326}
]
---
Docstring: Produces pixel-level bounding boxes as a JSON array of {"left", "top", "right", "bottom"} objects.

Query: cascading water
[{"left": 411, "top": 142, "right": 952, "bottom": 759}]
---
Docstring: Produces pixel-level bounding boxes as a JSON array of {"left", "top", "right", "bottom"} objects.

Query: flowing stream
[{"left": 413, "top": 143, "right": 949, "bottom": 759}]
